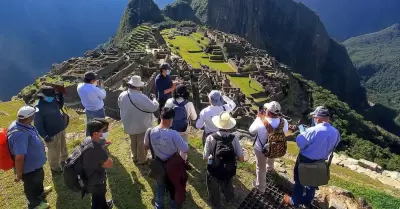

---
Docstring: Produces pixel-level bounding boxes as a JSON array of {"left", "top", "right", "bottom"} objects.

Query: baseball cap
[
  {"left": 17, "top": 106, "right": 39, "bottom": 119},
  {"left": 159, "top": 63, "right": 172, "bottom": 71},
  {"left": 263, "top": 101, "right": 281, "bottom": 114},
  {"left": 310, "top": 106, "right": 330, "bottom": 118},
  {"left": 208, "top": 90, "right": 224, "bottom": 106},
  {"left": 37, "top": 86, "right": 56, "bottom": 98},
  {"left": 84, "top": 71, "right": 98, "bottom": 80}
]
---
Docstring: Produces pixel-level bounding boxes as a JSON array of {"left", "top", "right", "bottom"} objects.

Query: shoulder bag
[{"left": 298, "top": 133, "right": 340, "bottom": 187}]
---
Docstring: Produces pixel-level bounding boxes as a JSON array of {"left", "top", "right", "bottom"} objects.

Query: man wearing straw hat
[
  {"left": 203, "top": 112, "right": 245, "bottom": 208},
  {"left": 118, "top": 75, "right": 159, "bottom": 165}
]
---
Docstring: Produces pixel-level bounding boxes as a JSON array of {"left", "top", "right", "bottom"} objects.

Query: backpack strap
[
  {"left": 260, "top": 117, "right": 272, "bottom": 135},
  {"left": 211, "top": 133, "right": 221, "bottom": 158},
  {"left": 277, "top": 118, "right": 285, "bottom": 131},
  {"left": 7, "top": 128, "right": 32, "bottom": 160},
  {"left": 127, "top": 91, "right": 154, "bottom": 113},
  {"left": 146, "top": 128, "right": 155, "bottom": 160}
]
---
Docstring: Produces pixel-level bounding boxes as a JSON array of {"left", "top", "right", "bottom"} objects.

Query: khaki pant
[
  {"left": 179, "top": 132, "right": 188, "bottom": 160},
  {"left": 254, "top": 148, "right": 275, "bottom": 192},
  {"left": 46, "top": 130, "right": 68, "bottom": 171},
  {"left": 129, "top": 132, "right": 146, "bottom": 164}
]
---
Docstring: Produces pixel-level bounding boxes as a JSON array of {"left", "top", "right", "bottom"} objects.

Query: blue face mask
[
  {"left": 166, "top": 70, "right": 171, "bottom": 75},
  {"left": 44, "top": 96, "right": 54, "bottom": 103},
  {"left": 311, "top": 118, "right": 316, "bottom": 126}
]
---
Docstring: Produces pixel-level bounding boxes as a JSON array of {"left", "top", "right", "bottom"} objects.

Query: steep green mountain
[
  {"left": 162, "top": 1, "right": 199, "bottom": 23},
  {"left": 296, "top": 0, "right": 400, "bottom": 41},
  {"left": 187, "top": 0, "right": 367, "bottom": 111},
  {"left": 343, "top": 24, "right": 400, "bottom": 135},
  {"left": 115, "top": 0, "right": 164, "bottom": 44}
]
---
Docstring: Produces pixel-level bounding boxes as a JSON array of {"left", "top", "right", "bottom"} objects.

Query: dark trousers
[
  {"left": 291, "top": 154, "right": 317, "bottom": 206},
  {"left": 157, "top": 98, "right": 167, "bottom": 124},
  {"left": 207, "top": 174, "right": 234, "bottom": 209},
  {"left": 22, "top": 167, "right": 44, "bottom": 209},
  {"left": 87, "top": 184, "right": 107, "bottom": 209}
]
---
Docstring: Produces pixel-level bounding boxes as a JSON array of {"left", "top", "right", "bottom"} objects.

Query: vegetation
[
  {"left": 121, "top": 25, "right": 151, "bottom": 51},
  {"left": 294, "top": 74, "right": 400, "bottom": 171},
  {"left": 343, "top": 24, "right": 400, "bottom": 134}
]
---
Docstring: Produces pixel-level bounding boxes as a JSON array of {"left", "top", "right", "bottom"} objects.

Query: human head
[
  {"left": 17, "top": 106, "right": 39, "bottom": 125},
  {"left": 127, "top": 75, "right": 145, "bottom": 91},
  {"left": 263, "top": 101, "right": 281, "bottom": 118},
  {"left": 37, "top": 86, "right": 56, "bottom": 103},
  {"left": 208, "top": 90, "right": 224, "bottom": 106},
  {"left": 87, "top": 118, "right": 109, "bottom": 140},
  {"left": 159, "top": 63, "right": 172, "bottom": 76},
  {"left": 173, "top": 84, "right": 189, "bottom": 100},
  {"left": 309, "top": 106, "right": 330, "bottom": 124},
  {"left": 160, "top": 107, "right": 175, "bottom": 128},
  {"left": 83, "top": 71, "right": 98, "bottom": 84},
  {"left": 211, "top": 112, "right": 236, "bottom": 131}
]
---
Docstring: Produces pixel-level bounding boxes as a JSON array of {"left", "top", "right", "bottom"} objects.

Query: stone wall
[
  {"left": 96, "top": 58, "right": 126, "bottom": 78},
  {"left": 104, "top": 62, "right": 137, "bottom": 87}
]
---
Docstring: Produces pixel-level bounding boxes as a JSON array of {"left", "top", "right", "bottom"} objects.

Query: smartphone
[{"left": 298, "top": 124, "right": 306, "bottom": 133}]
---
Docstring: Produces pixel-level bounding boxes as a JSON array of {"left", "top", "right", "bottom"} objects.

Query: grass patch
[
  {"left": 228, "top": 76, "right": 266, "bottom": 100},
  {"left": 162, "top": 30, "right": 234, "bottom": 72},
  {"left": 0, "top": 100, "right": 25, "bottom": 128}
]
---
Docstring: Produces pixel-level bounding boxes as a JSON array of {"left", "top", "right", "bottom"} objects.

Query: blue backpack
[{"left": 171, "top": 99, "right": 189, "bottom": 132}]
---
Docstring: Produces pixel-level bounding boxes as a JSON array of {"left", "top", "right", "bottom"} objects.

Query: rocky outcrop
[
  {"left": 315, "top": 186, "right": 371, "bottom": 209},
  {"left": 163, "top": 1, "right": 200, "bottom": 22},
  {"left": 115, "top": 0, "right": 164, "bottom": 44},
  {"left": 332, "top": 153, "right": 400, "bottom": 189},
  {"left": 191, "top": 0, "right": 368, "bottom": 110}
]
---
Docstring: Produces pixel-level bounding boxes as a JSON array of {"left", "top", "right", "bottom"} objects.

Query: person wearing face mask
[
  {"left": 34, "top": 86, "right": 68, "bottom": 173},
  {"left": 155, "top": 63, "right": 176, "bottom": 122},
  {"left": 8, "top": 106, "right": 52, "bottom": 209},
  {"left": 282, "top": 106, "right": 340, "bottom": 207},
  {"left": 82, "top": 118, "right": 114, "bottom": 209}
]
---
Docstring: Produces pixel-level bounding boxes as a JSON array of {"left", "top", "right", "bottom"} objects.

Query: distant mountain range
[
  {"left": 296, "top": 0, "right": 400, "bottom": 41},
  {"left": 343, "top": 24, "right": 400, "bottom": 135},
  {"left": 0, "top": 0, "right": 127, "bottom": 100}
]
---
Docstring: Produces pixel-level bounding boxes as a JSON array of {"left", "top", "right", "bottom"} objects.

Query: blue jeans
[
  {"left": 291, "top": 155, "right": 317, "bottom": 206},
  {"left": 85, "top": 108, "right": 106, "bottom": 136},
  {"left": 155, "top": 182, "right": 177, "bottom": 209}
]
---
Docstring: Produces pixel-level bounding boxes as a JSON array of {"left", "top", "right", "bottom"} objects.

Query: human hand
[
  {"left": 149, "top": 94, "right": 156, "bottom": 100},
  {"left": 15, "top": 173, "right": 22, "bottom": 182}
]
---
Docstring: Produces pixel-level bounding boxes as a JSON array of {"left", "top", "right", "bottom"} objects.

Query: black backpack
[
  {"left": 63, "top": 139, "right": 93, "bottom": 192},
  {"left": 207, "top": 133, "right": 237, "bottom": 180}
]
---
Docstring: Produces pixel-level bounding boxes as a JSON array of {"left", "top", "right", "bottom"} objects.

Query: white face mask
[{"left": 101, "top": 132, "right": 109, "bottom": 139}]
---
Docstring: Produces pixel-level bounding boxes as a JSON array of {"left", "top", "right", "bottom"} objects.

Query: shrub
[
  {"left": 175, "top": 46, "right": 180, "bottom": 50},
  {"left": 201, "top": 37, "right": 205, "bottom": 40},
  {"left": 169, "top": 44, "right": 174, "bottom": 47},
  {"left": 197, "top": 40, "right": 201, "bottom": 43}
]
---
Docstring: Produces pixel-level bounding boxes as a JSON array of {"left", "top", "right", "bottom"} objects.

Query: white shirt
[
  {"left": 249, "top": 117, "right": 289, "bottom": 152},
  {"left": 195, "top": 95, "right": 236, "bottom": 134},
  {"left": 164, "top": 97, "right": 197, "bottom": 134},
  {"left": 118, "top": 89, "right": 159, "bottom": 135},
  {"left": 77, "top": 83, "right": 106, "bottom": 111}
]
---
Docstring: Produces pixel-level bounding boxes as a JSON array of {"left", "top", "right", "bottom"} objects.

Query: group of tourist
[{"left": 6, "top": 62, "right": 340, "bottom": 209}]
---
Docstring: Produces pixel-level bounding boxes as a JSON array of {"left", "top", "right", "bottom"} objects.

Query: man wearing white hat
[
  {"left": 118, "top": 75, "right": 159, "bottom": 165},
  {"left": 8, "top": 106, "right": 52, "bottom": 209},
  {"left": 249, "top": 101, "right": 289, "bottom": 193},
  {"left": 196, "top": 90, "right": 236, "bottom": 146},
  {"left": 203, "top": 112, "right": 244, "bottom": 208}
]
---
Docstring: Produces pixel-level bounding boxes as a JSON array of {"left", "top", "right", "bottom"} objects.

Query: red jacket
[{"left": 165, "top": 153, "right": 188, "bottom": 205}]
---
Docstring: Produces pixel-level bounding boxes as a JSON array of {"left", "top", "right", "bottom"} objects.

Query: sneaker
[
  {"left": 282, "top": 194, "right": 292, "bottom": 206},
  {"left": 107, "top": 200, "right": 114, "bottom": 209},
  {"left": 41, "top": 186, "right": 53, "bottom": 197},
  {"left": 35, "top": 201, "right": 50, "bottom": 209}
]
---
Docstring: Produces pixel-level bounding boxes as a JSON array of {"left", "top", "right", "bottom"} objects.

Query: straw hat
[{"left": 211, "top": 112, "right": 236, "bottom": 130}]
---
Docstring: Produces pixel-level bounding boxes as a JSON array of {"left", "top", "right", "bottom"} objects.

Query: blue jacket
[
  {"left": 155, "top": 74, "right": 172, "bottom": 100},
  {"left": 34, "top": 93, "right": 66, "bottom": 140}
]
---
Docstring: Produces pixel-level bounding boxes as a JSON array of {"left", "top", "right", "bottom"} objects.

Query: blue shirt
[
  {"left": 155, "top": 74, "right": 172, "bottom": 100},
  {"left": 144, "top": 127, "right": 189, "bottom": 161},
  {"left": 296, "top": 122, "right": 340, "bottom": 160},
  {"left": 34, "top": 97, "right": 66, "bottom": 139},
  {"left": 7, "top": 121, "right": 47, "bottom": 174}
]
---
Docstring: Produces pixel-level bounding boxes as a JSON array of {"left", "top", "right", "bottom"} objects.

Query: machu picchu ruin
[{"left": 17, "top": 25, "right": 310, "bottom": 130}]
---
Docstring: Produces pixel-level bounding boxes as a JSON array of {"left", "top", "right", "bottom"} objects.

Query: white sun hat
[
  {"left": 211, "top": 112, "right": 236, "bottom": 130},
  {"left": 127, "top": 75, "right": 145, "bottom": 87}
]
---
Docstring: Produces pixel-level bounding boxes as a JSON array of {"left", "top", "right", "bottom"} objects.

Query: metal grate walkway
[{"left": 238, "top": 174, "right": 320, "bottom": 209}]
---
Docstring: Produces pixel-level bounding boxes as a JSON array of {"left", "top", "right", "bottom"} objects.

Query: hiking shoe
[
  {"left": 282, "top": 194, "right": 292, "bottom": 206},
  {"left": 35, "top": 201, "right": 50, "bottom": 209},
  {"left": 41, "top": 186, "right": 53, "bottom": 197},
  {"left": 107, "top": 199, "right": 114, "bottom": 209}
]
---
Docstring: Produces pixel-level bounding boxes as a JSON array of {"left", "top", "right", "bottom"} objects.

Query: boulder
[
  {"left": 358, "top": 159, "right": 382, "bottom": 172},
  {"left": 328, "top": 186, "right": 354, "bottom": 199}
]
